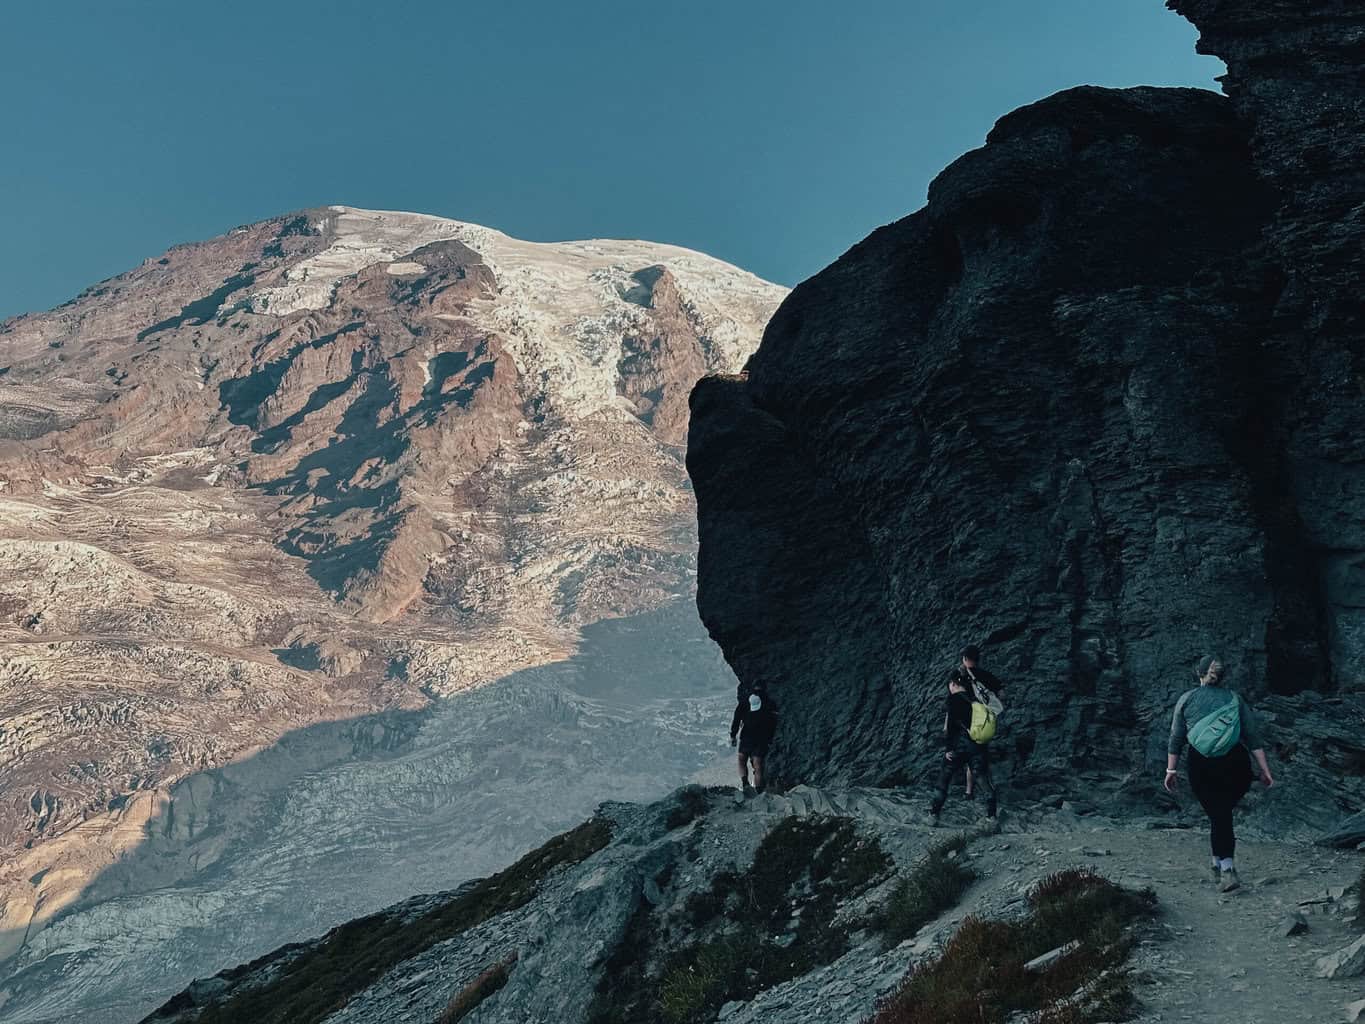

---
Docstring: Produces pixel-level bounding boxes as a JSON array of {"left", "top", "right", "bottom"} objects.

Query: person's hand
[
  {"left": 1260, "top": 767, "right": 1275, "bottom": 787},
  {"left": 1163, "top": 770, "right": 1178, "bottom": 794},
  {"left": 729, "top": 735, "right": 736, "bottom": 748},
  {"left": 944, "top": 751, "right": 956, "bottom": 762}
]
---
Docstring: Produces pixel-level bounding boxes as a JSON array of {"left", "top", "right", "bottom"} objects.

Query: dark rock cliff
[{"left": 689, "top": 0, "right": 1365, "bottom": 831}]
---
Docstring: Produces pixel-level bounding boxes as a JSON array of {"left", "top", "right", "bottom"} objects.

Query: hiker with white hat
[{"left": 730, "top": 688, "right": 779, "bottom": 797}]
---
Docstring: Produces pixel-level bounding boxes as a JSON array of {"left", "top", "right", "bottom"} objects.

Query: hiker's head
[
  {"left": 1196, "top": 656, "right": 1225, "bottom": 685},
  {"left": 948, "top": 670, "right": 967, "bottom": 693},
  {"left": 960, "top": 644, "right": 981, "bottom": 669},
  {"left": 748, "top": 694, "right": 763, "bottom": 712}
]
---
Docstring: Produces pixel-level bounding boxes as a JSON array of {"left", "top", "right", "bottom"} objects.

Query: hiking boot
[
  {"left": 1210, "top": 862, "right": 1222, "bottom": 885},
  {"left": 929, "top": 809, "right": 942, "bottom": 828},
  {"left": 754, "top": 783, "right": 766, "bottom": 795},
  {"left": 986, "top": 798, "right": 998, "bottom": 819},
  {"left": 741, "top": 781, "right": 755, "bottom": 798},
  {"left": 1218, "top": 867, "right": 1241, "bottom": 893}
]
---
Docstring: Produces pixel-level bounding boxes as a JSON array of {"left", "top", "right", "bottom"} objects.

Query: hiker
[
  {"left": 1164, "top": 655, "right": 1275, "bottom": 893},
  {"left": 930, "top": 668, "right": 997, "bottom": 824},
  {"left": 730, "top": 691, "right": 778, "bottom": 796},
  {"left": 957, "top": 645, "right": 1004, "bottom": 800}
]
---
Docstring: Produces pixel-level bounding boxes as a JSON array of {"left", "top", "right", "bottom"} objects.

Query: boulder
[
  {"left": 1278, "top": 913, "right": 1309, "bottom": 938},
  {"left": 1316, "top": 935, "right": 1365, "bottom": 980}
]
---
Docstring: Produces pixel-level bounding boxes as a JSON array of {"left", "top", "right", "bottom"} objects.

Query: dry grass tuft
[
  {"left": 435, "top": 952, "right": 518, "bottom": 1024},
  {"left": 869, "top": 869, "right": 1156, "bottom": 1024}
]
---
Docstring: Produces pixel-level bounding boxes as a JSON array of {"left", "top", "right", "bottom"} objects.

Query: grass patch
[
  {"left": 658, "top": 816, "right": 891, "bottom": 1023},
  {"left": 176, "top": 818, "right": 610, "bottom": 1024},
  {"left": 872, "top": 834, "right": 975, "bottom": 948},
  {"left": 586, "top": 903, "right": 653, "bottom": 1024},
  {"left": 435, "top": 952, "right": 518, "bottom": 1023},
  {"left": 587, "top": 816, "right": 891, "bottom": 1024},
  {"left": 870, "top": 869, "right": 1157, "bottom": 1024}
]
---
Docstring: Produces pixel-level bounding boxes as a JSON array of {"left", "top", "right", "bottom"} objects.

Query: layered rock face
[
  {"left": 0, "top": 207, "right": 784, "bottom": 1019},
  {"left": 690, "top": 1, "right": 1364, "bottom": 825}
]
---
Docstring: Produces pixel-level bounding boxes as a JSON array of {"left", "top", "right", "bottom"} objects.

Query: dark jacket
[
  {"left": 730, "top": 688, "right": 774, "bottom": 740},
  {"left": 942, "top": 690, "right": 977, "bottom": 750},
  {"left": 732, "top": 703, "right": 778, "bottom": 748}
]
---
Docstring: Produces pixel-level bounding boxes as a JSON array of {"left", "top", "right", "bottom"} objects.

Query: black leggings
[
  {"left": 932, "top": 742, "right": 995, "bottom": 814},
  {"left": 1187, "top": 747, "right": 1253, "bottom": 860}
]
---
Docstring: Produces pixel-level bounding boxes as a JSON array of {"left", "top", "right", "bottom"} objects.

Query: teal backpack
[{"left": 1187, "top": 696, "right": 1242, "bottom": 757}]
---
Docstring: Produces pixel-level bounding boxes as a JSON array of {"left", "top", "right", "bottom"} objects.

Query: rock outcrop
[{"left": 689, "top": 1, "right": 1365, "bottom": 826}]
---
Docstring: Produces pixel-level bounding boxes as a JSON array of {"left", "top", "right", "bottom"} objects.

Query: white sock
[{"left": 1218, "top": 857, "right": 1234, "bottom": 871}]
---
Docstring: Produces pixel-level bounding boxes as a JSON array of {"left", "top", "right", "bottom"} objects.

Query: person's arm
[
  {"left": 1164, "top": 750, "right": 1180, "bottom": 792},
  {"left": 1250, "top": 747, "right": 1274, "bottom": 786},
  {"left": 979, "top": 668, "right": 1004, "bottom": 693},
  {"left": 1236, "top": 697, "right": 1274, "bottom": 785},
  {"left": 1164, "top": 691, "right": 1191, "bottom": 792},
  {"left": 730, "top": 703, "right": 743, "bottom": 744},
  {"left": 944, "top": 696, "right": 967, "bottom": 757},
  {"left": 1237, "top": 695, "right": 1264, "bottom": 750}
]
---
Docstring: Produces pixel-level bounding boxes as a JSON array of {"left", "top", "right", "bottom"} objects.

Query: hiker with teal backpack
[
  {"left": 1164, "top": 655, "right": 1275, "bottom": 892},
  {"left": 930, "top": 667, "right": 999, "bottom": 825}
]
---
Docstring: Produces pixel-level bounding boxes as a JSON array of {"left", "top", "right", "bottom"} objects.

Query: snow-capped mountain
[{"left": 0, "top": 207, "right": 786, "bottom": 1022}]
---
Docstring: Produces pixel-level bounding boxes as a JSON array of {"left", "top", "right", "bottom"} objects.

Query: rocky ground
[{"left": 140, "top": 779, "right": 1365, "bottom": 1024}]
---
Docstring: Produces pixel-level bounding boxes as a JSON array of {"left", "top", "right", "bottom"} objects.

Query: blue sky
[{"left": 0, "top": 1, "right": 1222, "bottom": 319}]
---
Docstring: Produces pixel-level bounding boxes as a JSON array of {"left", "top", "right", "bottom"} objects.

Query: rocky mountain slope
[
  {"left": 87, "top": 2, "right": 1365, "bottom": 1023},
  {"left": 688, "top": 0, "right": 1365, "bottom": 831},
  {"left": 141, "top": 780, "right": 1365, "bottom": 1024},
  {"left": 0, "top": 209, "right": 785, "bottom": 1021}
]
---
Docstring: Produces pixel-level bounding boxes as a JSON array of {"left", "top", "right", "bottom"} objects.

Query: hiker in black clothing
[
  {"left": 957, "top": 645, "right": 1004, "bottom": 800},
  {"left": 730, "top": 691, "right": 778, "bottom": 796},
  {"left": 930, "top": 669, "right": 997, "bottom": 824}
]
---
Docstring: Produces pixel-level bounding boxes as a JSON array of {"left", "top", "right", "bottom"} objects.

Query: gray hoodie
[{"left": 1168, "top": 684, "right": 1263, "bottom": 757}]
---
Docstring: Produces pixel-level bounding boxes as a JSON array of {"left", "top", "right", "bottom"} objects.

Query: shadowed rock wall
[{"left": 689, "top": 2, "right": 1365, "bottom": 828}]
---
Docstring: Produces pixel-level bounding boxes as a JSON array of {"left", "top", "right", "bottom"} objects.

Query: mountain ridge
[{"left": 0, "top": 207, "right": 786, "bottom": 1021}]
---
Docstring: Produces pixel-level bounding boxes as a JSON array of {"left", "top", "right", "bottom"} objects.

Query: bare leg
[
  {"left": 737, "top": 752, "right": 750, "bottom": 786},
  {"left": 965, "top": 766, "right": 974, "bottom": 799},
  {"left": 752, "top": 756, "right": 766, "bottom": 792}
]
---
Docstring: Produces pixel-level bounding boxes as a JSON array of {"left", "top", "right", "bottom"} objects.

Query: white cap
[{"left": 749, "top": 694, "right": 762, "bottom": 711}]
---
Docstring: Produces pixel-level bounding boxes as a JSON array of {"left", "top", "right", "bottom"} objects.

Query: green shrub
[
  {"left": 872, "top": 834, "right": 975, "bottom": 947},
  {"left": 811, "top": 818, "right": 894, "bottom": 891},
  {"left": 589, "top": 815, "right": 891, "bottom": 1024},
  {"left": 659, "top": 936, "right": 743, "bottom": 1024},
  {"left": 435, "top": 952, "right": 518, "bottom": 1023}
]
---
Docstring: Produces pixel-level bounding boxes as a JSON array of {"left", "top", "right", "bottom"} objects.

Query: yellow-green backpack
[{"left": 968, "top": 702, "right": 997, "bottom": 743}]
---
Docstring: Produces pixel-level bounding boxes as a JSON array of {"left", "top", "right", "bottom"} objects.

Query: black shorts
[{"left": 739, "top": 741, "right": 769, "bottom": 758}]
